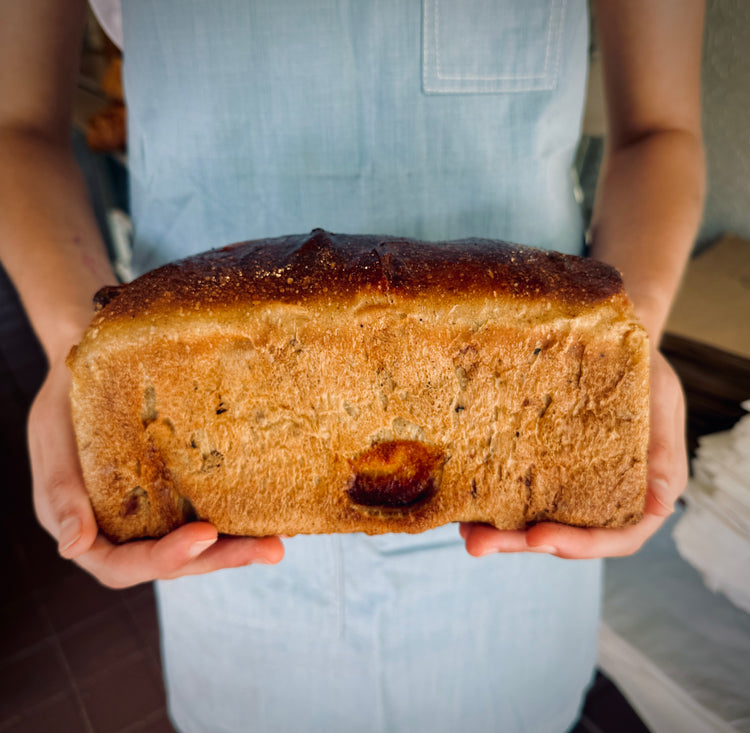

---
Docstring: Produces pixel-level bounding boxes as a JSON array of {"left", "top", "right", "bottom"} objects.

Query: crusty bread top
[{"left": 90, "top": 229, "right": 624, "bottom": 324}]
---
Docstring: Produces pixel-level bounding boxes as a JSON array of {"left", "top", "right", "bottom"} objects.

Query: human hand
[
  {"left": 460, "top": 348, "right": 687, "bottom": 559},
  {"left": 28, "top": 359, "right": 284, "bottom": 588}
]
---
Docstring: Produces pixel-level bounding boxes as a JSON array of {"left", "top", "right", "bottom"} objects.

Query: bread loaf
[{"left": 67, "top": 229, "right": 650, "bottom": 543}]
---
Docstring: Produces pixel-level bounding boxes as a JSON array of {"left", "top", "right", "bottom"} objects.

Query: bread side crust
[{"left": 69, "top": 277, "right": 649, "bottom": 542}]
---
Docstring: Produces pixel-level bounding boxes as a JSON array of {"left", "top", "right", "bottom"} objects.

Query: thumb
[
  {"left": 644, "top": 351, "right": 688, "bottom": 520},
  {"left": 57, "top": 514, "right": 87, "bottom": 557},
  {"left": 52, "top": 488, "right": 99, "bottom": 559},
  {"left": 28, "top": 368, "right": 99, "bottom": 559},
  {"left": 31, "top": 441, "right": 100, "bottom": 560}
]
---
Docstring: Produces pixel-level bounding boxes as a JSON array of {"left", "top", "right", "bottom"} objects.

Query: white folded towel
[
  {"left": 673, "top": 480, "right": 750, "bottom": 614},
  {"left": 673, "top": 400, "right": 750, "bottom": 614}
]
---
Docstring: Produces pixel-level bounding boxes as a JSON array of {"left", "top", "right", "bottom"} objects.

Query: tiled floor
[{"left": 0, "top": 262, "right": 651, "bottom": 733}]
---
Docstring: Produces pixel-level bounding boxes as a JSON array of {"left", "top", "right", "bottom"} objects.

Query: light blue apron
[{"left": 122, "top": 2, "right": 599, "bottom": 731}]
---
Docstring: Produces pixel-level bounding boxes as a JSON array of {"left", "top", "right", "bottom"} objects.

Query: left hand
[{"left": 460, "top": 348, "right": 687, "bottom": 559}]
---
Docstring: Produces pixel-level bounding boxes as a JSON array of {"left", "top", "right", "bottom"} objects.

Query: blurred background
[{"left": 1, "top": 2, "right": 749, "bottom": 732}]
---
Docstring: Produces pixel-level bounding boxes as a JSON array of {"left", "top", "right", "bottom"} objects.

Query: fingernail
[
  {"left": 253, "top": 557, "right": 277, "bottom": 565},
  {"left": 476, "top": 547, "right": 499, "bottom": 557},
  {"left": 188, "top": 538, "right": 217, "bottom": 558},
  {"left": 529, "top": 545, "right": 557, "bottom": 554},
  {"left": 650, "top": 478, "right": 675, "bottom": 516},
  {"left": 59, "top": 516, "right": 82, "bottom": 553}
]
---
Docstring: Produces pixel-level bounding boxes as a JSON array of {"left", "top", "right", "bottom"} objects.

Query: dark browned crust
[{"left": 93, "top": 229, "right": 623, "bottom": 319}]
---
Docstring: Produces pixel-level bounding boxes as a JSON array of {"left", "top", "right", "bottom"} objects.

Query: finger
[
  {"left": 525, "top": 514, "right": 665, "bottom": 559},
  {"left": 460, "top": 523, "right": 554, "bottom": 557},
  {"left": 43, "top": 471, "right": 99, "bottom": 560},
  {"left": 165, "top": 535, "right": 285, "bottom": 578},
  {"left": 646, "top": 479, "right": 676, "bottom": 518},
  {"left": 74, "top": 521, "right": 220, "bottom": 587},
  {"left": 28, "top": 376, "right": 99, "bottom": 559},
  {"left": 645, "top": 354, "right": 689, "bottom": 517},
  {"left": 75, "top": 524, "right": 285, "bottom": 588}
]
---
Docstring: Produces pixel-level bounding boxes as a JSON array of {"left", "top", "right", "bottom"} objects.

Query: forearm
[
  {"left": 0, "top": 127, "right": 116, "bottom": 363},
  {"left": 588, "top": 129, "right": 706, "bottom": 342}
]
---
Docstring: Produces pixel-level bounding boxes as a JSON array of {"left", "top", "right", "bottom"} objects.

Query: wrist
[
  {"left": 42, "top": 306, "right": 95, "bottom": 367},
  {"left": 626, "top": 289, "right": 672, "bottom": 346}
]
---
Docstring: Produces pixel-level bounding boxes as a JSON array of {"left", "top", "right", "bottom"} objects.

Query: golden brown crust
[
  {"left": 68, "top": 230, "right": 649, "bottom": 543},
  {"left": 92, "top": 229, "right": 622, "bottom": 319}
]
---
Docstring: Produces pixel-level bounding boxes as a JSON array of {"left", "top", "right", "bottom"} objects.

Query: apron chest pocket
[{"left": 422, "top": 0, "right": 568, "bottom": 94}]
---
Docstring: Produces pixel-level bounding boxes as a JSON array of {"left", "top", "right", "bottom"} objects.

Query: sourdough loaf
[{"left": 67, "top": 229, "right": 650, "bottom": 542}]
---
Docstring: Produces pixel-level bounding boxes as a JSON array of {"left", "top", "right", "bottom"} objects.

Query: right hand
[{"left": 28, "top": 359, "right": 284, "bottom": 589}]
